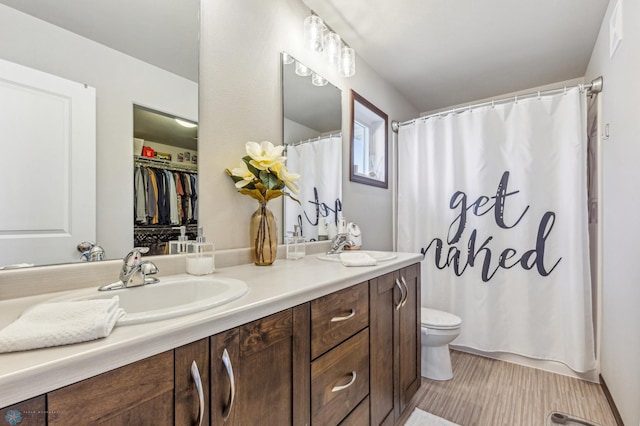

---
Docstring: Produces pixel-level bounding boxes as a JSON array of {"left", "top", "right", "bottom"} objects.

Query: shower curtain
[
  {"left": 284, "top": 135, "right": 342, "bottom": 240},
  {"left": 397, "top": 87, "right": 596, "bottom": 372}
]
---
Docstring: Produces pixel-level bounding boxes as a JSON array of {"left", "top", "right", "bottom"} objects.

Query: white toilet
[{"left": 421, "top": 307, "right": 462, "bottom": 381}]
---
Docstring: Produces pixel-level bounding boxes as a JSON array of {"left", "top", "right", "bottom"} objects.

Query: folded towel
[
  {"left": 340, "top": 252, "right": 378, "bottom": 267},
  {"left": 0, "top": 296, "right": 125, "bottom": 353}
]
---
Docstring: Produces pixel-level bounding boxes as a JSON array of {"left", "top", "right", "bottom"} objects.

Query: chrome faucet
[
  {"left": 326, "top": 233, "right": 356, "bottom": 255},
  {"left": 98, "top": 247, "right": 159, "bottom": 291}
]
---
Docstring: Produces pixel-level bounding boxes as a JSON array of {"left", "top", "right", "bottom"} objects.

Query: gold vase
[{"left": 249, "top": 202, "right": 277, "bottom": 266}]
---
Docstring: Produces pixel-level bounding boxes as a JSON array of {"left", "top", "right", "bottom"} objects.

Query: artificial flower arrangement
[
  {"left": 225, "top": 141, "right": 300, "bottom": 204},
  {"left": 225, "top": 141, "right": 300, "bottom": 265}
]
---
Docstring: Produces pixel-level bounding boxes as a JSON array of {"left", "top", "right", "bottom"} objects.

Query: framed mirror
[
  {"left": 281, "top": 52, "right": 342, "bottom": 242},
  {"left": 350, "top": 90, "right": 388, "bottom": 189}
]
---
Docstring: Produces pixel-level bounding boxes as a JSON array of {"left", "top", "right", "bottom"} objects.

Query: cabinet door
[
  {"left": 0, "top": 395, "right": 46, "bottom": 426},
  {"left": 210, "top": 306, "right": 310, "bottom": 426},
  {"left": 48, "top": 351, "right": 174, "bottom": 425},
  {"left": 369, "top": 271, "right": 399, "bottom": 426},
  {"left": 397, "top": 263, "right": 421, "bottom": 413},
  {"left": 176, "top": 338, "right": 210, "bottom": 426}
]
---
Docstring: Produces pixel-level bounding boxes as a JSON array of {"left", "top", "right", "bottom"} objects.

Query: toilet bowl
[{"left": 421, "top": 307, "right": 462, "bottom": 381}]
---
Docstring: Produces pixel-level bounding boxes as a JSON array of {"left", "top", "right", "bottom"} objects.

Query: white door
[{"left": 0, "top": 58, "right": 96, "bottom": 267}]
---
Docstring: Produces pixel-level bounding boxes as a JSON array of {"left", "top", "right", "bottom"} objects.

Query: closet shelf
[{"left": 134, "top": 155, "right": 197, "bottom": 173}]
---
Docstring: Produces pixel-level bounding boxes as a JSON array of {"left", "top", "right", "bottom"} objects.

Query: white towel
[
  {"left": 340, "top": 252, "right": 378, "bottom": 267},
  {"left": 0, "top": 296, "right": 125, "bottom": 353}
]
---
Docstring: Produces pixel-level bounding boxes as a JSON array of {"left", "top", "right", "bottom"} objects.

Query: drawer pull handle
[
  {"left": 190, "top": 360, "right": 205, "bottom": 426},
  {"left": 400, "top": 276, "right": 409, "bottom": 307},
  {"left": 394, "top": 278, "right": 406, "bottom": 310},
  {"left": 222, "top": 348, "right": 236, "bottom": 421},
  {"left": 332, "top": 371, "right": 357, "bottom": 393},
  {"left": 331, "top": 309, "right": 356, "bottom": 322}
]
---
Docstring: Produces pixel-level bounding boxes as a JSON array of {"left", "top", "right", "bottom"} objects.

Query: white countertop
[{"left": 0, "top": 252, "right": 421, "bottom": 408}]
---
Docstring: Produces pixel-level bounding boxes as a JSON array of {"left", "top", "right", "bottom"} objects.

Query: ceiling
[
  {"left": 303, "top": 0, "right": 609, "bottom": 113},
  {"left": 0, "top": 0, "right": 199, "bottom": 82}
]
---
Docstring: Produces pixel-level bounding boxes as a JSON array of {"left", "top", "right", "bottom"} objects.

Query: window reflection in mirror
[
  {"left": 133, "top": 105, "right": 198, "bottom": 255},
  {"left": 350, "top": 90, "right": 388, "bottom": 188},
  {"left": 281, "top": 52, "right": 342, "bottom": 242}
]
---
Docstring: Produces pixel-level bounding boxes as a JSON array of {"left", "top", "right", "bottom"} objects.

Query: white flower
[
  {"left": 246, "top": 141, "right": 286, "bottom": 171},
  {"left": 272, "top": 163, "right": 300, "bottom": 194},
  {"left": 229, "top": 161, "right": 255, "bottom": 188}
]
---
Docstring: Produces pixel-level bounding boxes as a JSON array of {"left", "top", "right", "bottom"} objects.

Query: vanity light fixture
[
  {"left": 303, "top": 11, "right": 356, "bottom": 78},
  {"left": 295, "top": 61, "right": 313, "bottom": 77},
  {"left": 175, "top": 118, "right": 197, "bottom": 128},
  {"left": 282, "top": 51, "right": 295, "bottom": 65},
  {"left": 304, "top": 14, "right": 325, "bottom": 52},
  {"left": 311, "top": 72, "right": 328, "bottom": 87}
]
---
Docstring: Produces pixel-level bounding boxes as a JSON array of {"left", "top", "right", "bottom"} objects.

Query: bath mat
[
  {"left": 546, "top": 411, "right": 602, "bottom": 426},
  {"left": 404, "top": 408, "right": 460, "bottom": 426}
]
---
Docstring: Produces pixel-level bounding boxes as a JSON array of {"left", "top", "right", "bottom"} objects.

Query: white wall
[
  {"left": 0, "top": 4, "right": 198, "bottom": 260},
  {"left": 585, "top": 0, "right": 640, "bottom": 424},
  {"left": 284, "top": 118, "right": 321, "bottom": 145},
  {"left": 199, "top": 0, "right": 418, "bottom": 251}
]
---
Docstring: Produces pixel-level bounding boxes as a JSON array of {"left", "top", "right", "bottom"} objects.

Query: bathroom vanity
[{"left": 0, "top": 251, "right": 421, "bottom": 425}]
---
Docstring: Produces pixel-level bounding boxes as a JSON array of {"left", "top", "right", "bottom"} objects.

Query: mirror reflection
[
  {"left": 133, "top": 106, "right": 198, "bottom": 255},
  {"left": 281, "top": 52, "right": 342, "bottom": 242},
  {"left": 0, "top": 0, "right": 199, "bottom": 268}
]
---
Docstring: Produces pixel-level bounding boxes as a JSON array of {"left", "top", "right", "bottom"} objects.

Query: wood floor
[{"left": 397, "top": 350, "right": 618, "bottom": 426}]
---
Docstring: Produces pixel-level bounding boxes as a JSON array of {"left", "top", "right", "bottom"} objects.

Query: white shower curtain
[
  {"left": 284, "top": 135, "right": 342, "bottom": 240},
  {"left": 397, "top": 88, "right": 596, "bottom": 372}
]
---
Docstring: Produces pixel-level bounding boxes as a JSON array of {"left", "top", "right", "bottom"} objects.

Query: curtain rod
[
  {"left": 391, "top": 76, "right": 603, "bottom": 133},
  {"left": 284, "top": 132, "right": 342, "bottom": 148}
]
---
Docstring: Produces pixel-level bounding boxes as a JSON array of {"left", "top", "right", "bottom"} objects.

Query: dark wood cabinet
[
  {"left": 175, "top": 338, "right": 210, "bottom": 426},
  {"left": 369, "top": 263, "right": 421, "bottom": 425},
  {"left": 47, "top": 350, "right": 174, "bottom": 425},
  {"left": 210, "top": 305, "right": 309, "bottom": 426},
  {"left": 0, "top": 395, "right": 47, "bottom": 426},
  {"left": 1, "top": 262, "right": 421, "bottom": 426}
]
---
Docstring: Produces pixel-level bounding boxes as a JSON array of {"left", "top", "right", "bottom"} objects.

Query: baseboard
[
  {"left": 599, "top": 374, "right": 624, "bottom": 426},
  {"left": 451, "top": 346, "right": 599, "bottom": 382}
]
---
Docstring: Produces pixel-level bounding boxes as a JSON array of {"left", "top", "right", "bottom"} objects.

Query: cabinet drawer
[
  {"left": 311, "top": 329, "right": 370, "bottom": 426},
  {"left": 339, "top": 395, "right": 370, "bottom": 426},
  {"left": 311, "top": 282, "right": 369, "bottom": 359}
]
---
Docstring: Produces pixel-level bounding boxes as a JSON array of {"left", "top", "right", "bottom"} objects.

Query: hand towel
[
  {"left": 0, "top": 296, "right": 125, "bottom": 353},
  {"left": 340, "top": 252, "right": 378, "bottom": 267}
]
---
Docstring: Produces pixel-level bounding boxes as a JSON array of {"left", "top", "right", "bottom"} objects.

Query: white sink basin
[
  {"left": 44, "top": 275, "right": 249, "bottom": 326},
  {"left": 316, "top": 250, "right": 397, "bottom": 263}
]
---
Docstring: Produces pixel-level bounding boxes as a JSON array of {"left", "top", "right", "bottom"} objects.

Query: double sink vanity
[{"left": 0, "top": 247, "right": 422, "bottom": 425}]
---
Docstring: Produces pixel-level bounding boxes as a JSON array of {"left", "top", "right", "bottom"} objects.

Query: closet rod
[
  {"left": 134, "top": 156, "right": 197, "bottom": 173},
  {"left": 285, "top": 132, "right": 342, "bottom": 149},
  {"left": 391, "top": 76, "right": 603, "bottom": 132}
]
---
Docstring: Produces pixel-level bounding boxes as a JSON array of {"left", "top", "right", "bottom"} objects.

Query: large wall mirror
[
  {"left": 0, "top": 0, "right": 199, "bottom": 268},
  {"left": 281, "top": 52, "right": 342, "bottom": 242}
]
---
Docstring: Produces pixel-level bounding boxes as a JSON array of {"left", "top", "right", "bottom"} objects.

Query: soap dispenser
[
  {"left": 186, "top": 227, "right": 215, "bottom": 275},
  {"left": 286, "top": 225, "right": 306, "bottom": 260},
  {"left": 169, "top": 226, "right": 190, "bottom": 254}
]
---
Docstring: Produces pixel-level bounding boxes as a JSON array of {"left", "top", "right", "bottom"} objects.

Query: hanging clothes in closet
[{"left": 134, "top": 165, "right": 198, "bottom": 226}]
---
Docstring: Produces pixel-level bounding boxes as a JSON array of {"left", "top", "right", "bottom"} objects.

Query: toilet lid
[{"left": 421, "top": 307, "right": 462, "bottom": 329}]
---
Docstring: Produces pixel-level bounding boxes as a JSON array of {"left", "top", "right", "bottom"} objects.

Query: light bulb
[
  {"left": 295, "top": 61, "right": 312, "bottom": 77},
  {"left": 324, "top": 32, "right": 341, "bottom": 66},
  {"left": 340, "top": 46, "right": 356, "bottom": 77}
]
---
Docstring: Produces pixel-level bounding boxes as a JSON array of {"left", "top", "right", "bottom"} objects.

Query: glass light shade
[
  {"left": 311, "top": 73, "right": 328, "bottom": 87},
  {"left": 282, "top": 52, "right": 294, "bottom": 65},
  {"left": 340, "top": 46, "right": 356, "bottom": 77},
  {"left": 295, "top": 61, "right": 312, "bottom": 77},
  {"left": 304, "top": 15, "right": 325, "bottom": 52},
  {"left": 324, "top": 32, "right": 341, "bottom": 66}
]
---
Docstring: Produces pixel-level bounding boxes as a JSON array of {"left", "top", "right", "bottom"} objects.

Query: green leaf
[
  {"left": 243, "top": 156, "right": 261, "bottom": 177},
  {"left": 260, "top": 170, "right": 279, "bottom": 190}
]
